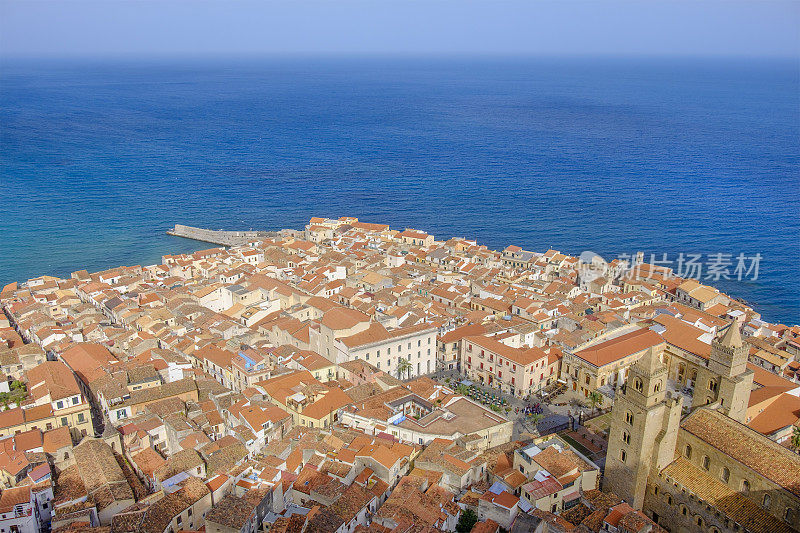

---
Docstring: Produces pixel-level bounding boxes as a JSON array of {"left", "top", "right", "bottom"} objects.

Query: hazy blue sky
[{"left": 1, "top": 0, "right": 798, "bottom": 59}]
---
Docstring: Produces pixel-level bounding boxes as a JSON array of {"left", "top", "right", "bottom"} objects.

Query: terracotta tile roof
[
  {"left": 321, "top": 307, "right": 370, "bottom": 330},
  {"left": 355, "top": 443, "right": 403, "bottom": 471},
  {"left": 205, "top": 474, "right": 228, "bottom": 492},
  {"left": 0, "top": 486, "right": 30, "bottom": 513},
  {"left": 257, "top": 370, "right": 318, "bottom": 405},
  {"left": 196, "top": 345, "right": 236, "bottom": 368},
  {"left": 339, "top": 323, "right": 391, "bottom": 348},
  {"left": 653, "top": 314, "right": 712, "bottom": 358},
  {"left": 0, "top": 439, "right": 30, "bottom": 477},
  {"left": 465, "top": 335, "right": 547, "bottom": 366},
  {"left": 470, "top": 519, "right": 500, "bottom": 533},
  {"left": 297, "top": 352, "right": 336, "bottom": 371},
  {"left": 375, "top": 476, "right": 457, "bottom": 528},
  {"left": 131, "top": 447, "right": 166, "bottom": 477},
  {"left": 13, "top": 428, "right": 43, "bottom": 452},
  {"left": 27, "top": 360, "right": 82, "bottom": 401},
  {"left": 747, "top": 393, "right": 800, "bottom": 436},
  {"left": 73, "top": 439, "right": 134, "bottom": 511},
  {"left": 604, "top": 502, "right": 634, "bottom": 527},
  {"left": 572, "top": 328, "right": 663, "bottom": 367},
  {"left": 522, "top": 475, "right": 563, "bottom": 500},
  {"left": 438, "top": 323, "right": 488, "bottom": 344},
  {"left": 204, "top": 494, "right": 256, "bottom": 530},
  {"left": 530, "top": 445, "right": 593, "bottom": 480},
  {"left": 350, "top": 221, "right": 389, "bottom": 232},
  {"left": 61, "top": 342, "right": 119, "bottom": 384},
  {"left": 681, "top": 408, "right": 800, "bottom": 497},
  {"left": 329, "top": 483, "right": 374, "bottom": 523},
  {"left": 481, "top": 490, "right": 519, "bottom": 510},
  {"left": 298, "top": 386, "right": 351, "bottom": 421},
  {"left": 661, "top": 457, "right": 795, "bottom": 533},
  {"left": 294, "top": 464, "right": 332, "bottom": 495},
  {"left": 155, "top": 448, "right": 204, "bottom": 481},
  {"left": 270, "top": 514, "right": 306, "bottom": 533},
  {"left": 304, "top": 505, "right": 345, "bottom": 533},
  {"left": 23, "top": 403, "right": 59, "bottom": 423},
  {"left": 113, "top": 477, "right": 210, "bottom": 533},
  {"left": 0, "top": 407, "right": 25, "bottom": 429}
]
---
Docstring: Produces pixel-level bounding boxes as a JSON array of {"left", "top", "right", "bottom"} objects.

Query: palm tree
[
  {"left": 587, "top": 390, "right": 603, "bottom": 416},
  {"left": 397, "top": 358, "right": 412, "bottom": 380},
  {"left": 530, "top": 413, "right": 544, "bottom": 434},
  {"left": 791, "top": 425, "right": 800, "bottom": 453}
]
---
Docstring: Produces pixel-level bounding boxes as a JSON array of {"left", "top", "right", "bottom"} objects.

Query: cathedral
[{"left": 604, "top": 323, "right": 800, "bottom": 533}]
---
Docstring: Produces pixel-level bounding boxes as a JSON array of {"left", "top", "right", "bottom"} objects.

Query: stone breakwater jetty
[{"left": 167, "top": 224, "right": 280, "bottom": 246}]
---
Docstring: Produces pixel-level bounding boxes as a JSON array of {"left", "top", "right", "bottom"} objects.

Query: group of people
[{"left": 516, "top": 402, "right": 545, "bottom": 416}]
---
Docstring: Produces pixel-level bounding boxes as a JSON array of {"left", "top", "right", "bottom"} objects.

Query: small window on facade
[
  {"left": 702, "top": 456, "right": 710, "bottom": 470},
  {"left": 721, "top": 467, "right": 730, "bottom": 483},
  {"left": 620, "top": 450, "right": 627, "bottom": 462},
  {"left": 741, "top": 480, "right": 750, "bottom": 493},
  {"left": 685, "top": 445, "right": 692, "bottom": 459},
  {"left": 763, "top": 494, "right": 771, "bottom": 508}
]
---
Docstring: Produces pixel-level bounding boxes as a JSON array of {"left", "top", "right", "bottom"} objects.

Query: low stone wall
[{"left": 167, "top": 224, "right": 276, "bottom": 246}]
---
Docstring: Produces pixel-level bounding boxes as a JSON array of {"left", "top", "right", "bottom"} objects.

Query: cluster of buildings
[{"left": 0, "top": 216, "right": 797, "bottom": 533}]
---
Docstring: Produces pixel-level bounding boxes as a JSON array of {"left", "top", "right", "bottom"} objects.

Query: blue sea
[{"left": 1, "top": 57, "right": 798, "bottom": 323}]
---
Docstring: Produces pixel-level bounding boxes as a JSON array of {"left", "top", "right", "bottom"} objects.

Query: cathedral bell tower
[
  {"left": 604, "top": 346, "right": 683, "bottom": 509},
  {"left": 691, "top": 322, "right": 753, "bottom": 422}
]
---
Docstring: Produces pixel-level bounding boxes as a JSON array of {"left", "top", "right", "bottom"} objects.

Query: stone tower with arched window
[
  {"left": 604, "top": 346, "right": 683, "bottom": 509},
  {"left": 690, "top": 322, "right": 753, "bottom": 422}
]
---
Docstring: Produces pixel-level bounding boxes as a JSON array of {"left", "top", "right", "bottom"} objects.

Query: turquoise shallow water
[{"left": 0, "top": 57, "right": 798, "bottom": 323}]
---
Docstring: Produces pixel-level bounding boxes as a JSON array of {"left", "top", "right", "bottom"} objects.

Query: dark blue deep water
[{"left": 1, "top": 57, "right": 798, "bottom": 323}]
